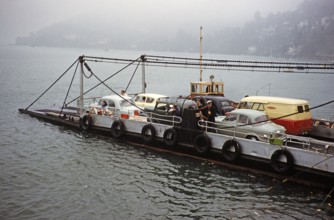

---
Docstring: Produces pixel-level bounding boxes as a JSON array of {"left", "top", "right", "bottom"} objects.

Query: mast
[
  {"left": 200, "top": 26, "right": 203, "bottom": 82},
  {"left": 141, "top": 55, "right": 146, "bottom": 93},
  {"left": 79, "top": 56, "right": 84, "bottom": 115}
]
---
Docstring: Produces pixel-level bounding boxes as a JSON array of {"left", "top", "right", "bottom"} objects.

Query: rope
[
  {"left": 144, "top": 54, "right": 334, "bottom": 66},
  {"left": 59, "top": 60, "right": 80, "bottom": 117},
  {"left": 83, "top": 63, "right": 93, "bottom": 78},
  {"left": 65, "top": 56, "right": 141, "bottom": 106},
  {"left": 270, "top": 99, "right": 334, "bottom": 121},
  {"left": 80, "top": 55, "right": 334, "bottom": 70},
  {"left": 143, "top": 59, "right": 334, "bottom": 70},
  {"left": 213, "top": 99, "right": 334, "bottom": 130},
  {"left": 81, "top": 55, "right": 334, "bottom": 75},
  {"left": 266, "top": 155, "right": 334, "bottom": 211},
  {"left": 25, "top": 58, "right": 79, "bottom": 110},
  {"left": 85, "top": 60, "right": 334, "bottom": 75},
  {"left": 320, "top": 185, "right": 334, "bottom": 210},
  {"left": 266, "top": 156, "right": 334, "bottom": 190},
  {"left": 125, "top": 59, "right": 141, "bottom": 92},
  {"left": 86, "top": 63, "right": 141, "bottom": 109}
]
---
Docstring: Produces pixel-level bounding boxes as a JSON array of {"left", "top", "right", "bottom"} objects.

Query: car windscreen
[
  {"left": 224, "top": 114, "right": 237, "bottom": 121},
  {"left": 221, "top": 101, "right": 231, "bottom": 106}
]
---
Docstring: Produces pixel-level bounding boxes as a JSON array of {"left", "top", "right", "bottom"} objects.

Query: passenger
[
  {"left": 202, "top": 100, "right": 216, "bottom": 123},
  {"left": 121, "top": 90, "right": 128, "bottom": 96},
  {"left": 196, "top": 98, "right": 205, "bottom": 110},
  {"left": 101, "top": 100, "right": 109, "bottom": 115},
  {"left": 101, "top": 100, "right": 107, "bottom": 108},
  {"left": 195, "top": 99, "right": 204, "bottom": 119},
  {"left": 202, "top": 100, "right": 217, "bottom": 132},
  {"left": 168, "top": 104, "right": 181, "bottom": 116},
  {"left": 195, "top": 99, "right": 208, "bottom": 130}
]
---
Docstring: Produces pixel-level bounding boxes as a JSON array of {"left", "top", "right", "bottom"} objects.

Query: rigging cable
[
  {"left": 125, "top": 59, "right": 141, "bottom": 92},
  {"left": 83, "top": 62, "right": 93, "bottom": 78},
  {"left": 59, "top": 60, "right": 80, "bottom": 116},
  {"left": 266, "top": 155, "right": 334, "bottom": 211},
  {"left": 65, "top": 56, "right": 141, "bottom": 106},
  {"left": 25, "top": 58, "right": 79, "bottom": 110},
  {"left": 85, "top": 60, "right": 334, "bottom": 75},
  {"left": 79, "top": 55, "right": 334, "bottom": 69},
  {"left": 83, "top": 62, "right": 141, "bottom": 109},
  {"left": 320, "top": 186, "right": 334, "bottom": 211},
  {"left": 80, "top": 55, "right": 334, "bottom": 74},
  {"left": 270, "top": 99, "right": 334, "bottom": 122},
  {"left": 144, "top": 54, "right": 334, "bottom": 66}
]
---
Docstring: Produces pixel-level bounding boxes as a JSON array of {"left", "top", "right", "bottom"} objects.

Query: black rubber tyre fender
[
  {"left": 80, "top": 115, "right": 93, "bottom": 131},
  {"left": 141, "top": 124, "right": 156, "bottom": 143},
  {"left": 222, "top": 140, "right": 241, "bottom": 162},
  {"left": 270, "top": 149, "right": 294, "bottom": 173},
  {"left": 163, "top": 128, "right": 178, "bottom": 147},
  {"left": 194, "top": 134, "right": 211, "bottom": 154},
  {"left": 111, "top": 120, "right": 125, "bottom": 138}
]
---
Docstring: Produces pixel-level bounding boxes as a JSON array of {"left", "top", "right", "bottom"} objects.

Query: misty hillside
[{"left": 16, "top": 0, "right": 334, "bottom": 59}]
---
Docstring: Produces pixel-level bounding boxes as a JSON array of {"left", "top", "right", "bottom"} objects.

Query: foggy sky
[{"left": 0, "top": 0, "right": 304, "bottom": 45}]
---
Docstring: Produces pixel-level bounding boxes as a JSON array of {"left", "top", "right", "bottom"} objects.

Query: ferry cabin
[{"left": 190, "top": 81, "right": 224, "bottom": 97}]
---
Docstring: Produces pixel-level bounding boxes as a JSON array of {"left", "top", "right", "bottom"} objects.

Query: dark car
[
  {"left": 144, "top": 97, "right": 199, "bottom": 127},
  {"left": 146, "top": 97, "right": 197, "bottom": 115},
  {"left": 193, "top": 95, "right": 235, "bottom": 117}
]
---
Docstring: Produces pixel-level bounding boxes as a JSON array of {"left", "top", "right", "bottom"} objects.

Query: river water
[{"left": 0, "top": 45, "right": 333, "bottom": 219}]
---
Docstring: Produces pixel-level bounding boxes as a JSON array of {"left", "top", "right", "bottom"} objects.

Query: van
[{"left": 237, "top": 96, "right": 313, "bottom": 135}]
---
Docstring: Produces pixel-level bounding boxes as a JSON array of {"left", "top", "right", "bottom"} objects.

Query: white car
[
  {"left": 134, "top": 93, "right": 168, "bottom": 110},
  {"left": 89, "top": 95, "right": 141, "bottom": 116},
  {"left": 216, "top": 109, "right": 286, "bottom": 142}
]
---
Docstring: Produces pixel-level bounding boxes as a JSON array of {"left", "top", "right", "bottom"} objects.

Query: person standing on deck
[
  {"left": 202, "top": 100, "right": 216, "bottom": 123},
  {"left": 121, "top": 90, "right": 128, "bottom": 96}
]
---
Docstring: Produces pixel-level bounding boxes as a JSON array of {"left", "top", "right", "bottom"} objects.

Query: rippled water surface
[{"left": 0, "top": 46, "right": 333, "bottom": 219}]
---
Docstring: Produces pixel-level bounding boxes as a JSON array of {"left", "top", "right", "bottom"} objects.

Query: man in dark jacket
[{"left": 202, "top": 100, "right": 216, "bottom": 123}]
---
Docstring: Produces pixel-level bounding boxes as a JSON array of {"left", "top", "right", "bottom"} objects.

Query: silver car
[{"left": 216, "top": 109, "right": 286, "bottom": 142}]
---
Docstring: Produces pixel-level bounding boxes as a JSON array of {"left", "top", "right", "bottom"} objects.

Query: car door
[
  {"left": 135, "top": 95, "right": 147, "bottom": 108},
  {"left": 219, "top": 113, "right": 237, "bottom": 136},
  {"left": 235, "top": 114, "right": 251, "bottom": 138}
]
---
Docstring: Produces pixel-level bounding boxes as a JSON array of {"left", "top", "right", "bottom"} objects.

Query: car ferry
[{"left": 19, "top": 55, "right": 334, "bottom": 191}]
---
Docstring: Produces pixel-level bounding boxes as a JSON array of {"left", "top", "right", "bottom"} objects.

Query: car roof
[
  {"left": 197, "top": 95, "right": 232, "bottom": 101},
  {"left": 135, "top": 93, "right": 168, "bottom": 98},
  {"left": 240, "top": 96, "right": 309, "bottom": 105},
  {"left": 101, "top": 95, "right": 131, "bottom": 101},
  {"left": 230, "top": 109, "right": 266, "bottom": 117},
  {"left": 157, "top": 97, "right": 197, "bottom": 108}
]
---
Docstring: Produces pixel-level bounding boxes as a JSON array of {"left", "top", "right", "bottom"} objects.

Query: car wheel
[{"left": 247, "top": 136, "right": 258, "bottom": 141}]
